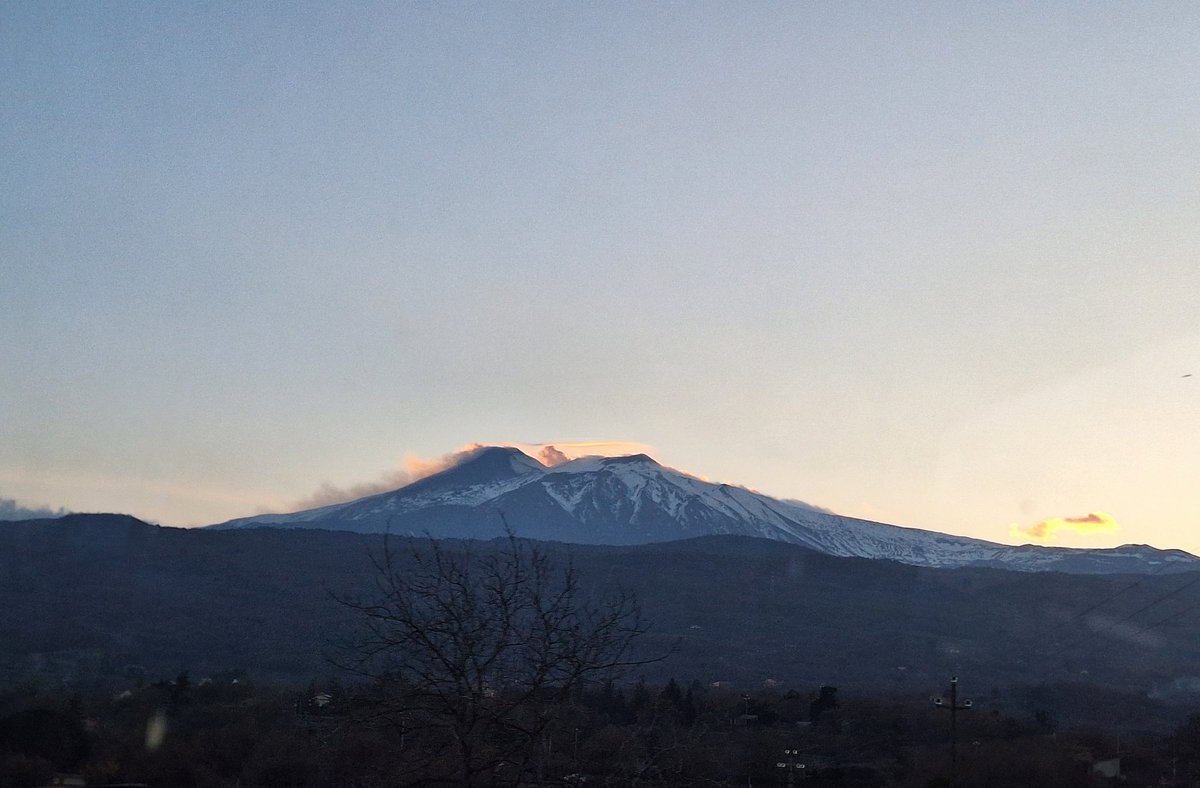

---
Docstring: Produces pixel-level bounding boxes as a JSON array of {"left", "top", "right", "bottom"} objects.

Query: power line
[
  {"left": 1045, "top": 574, "right": 1200, "bottom": 662},
  {"left": 1064, "top": 577, "right": 1147, "bottom": 623},
  {"left": 1029, "top": 576, "right": 1145, "bottom": 653},
  {"left": 1100, "top": 592, "right": 1200, "bottom": 645},
  {"left": 1036, "top": 576, "right": 1147, "bottom": 660},
  {"left": 1110, "top": 574, "right": 1200, "bottom": 623}
]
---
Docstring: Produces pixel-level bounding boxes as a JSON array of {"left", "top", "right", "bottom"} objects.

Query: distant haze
[{"left": 0, "top": 496, "right": 68, "bottom": 522}]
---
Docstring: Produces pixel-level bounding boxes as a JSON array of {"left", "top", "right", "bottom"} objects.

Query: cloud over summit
[{"left": 279, "top": 440, "right": 657, "bottom": 513}]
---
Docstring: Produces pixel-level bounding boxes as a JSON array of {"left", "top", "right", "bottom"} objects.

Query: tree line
[
  {"left": 9, "top": 673, "right": 1200, "bottom": 786},
  {"left": 4, "top": 532, "right": 1199, "bottom": 785}
]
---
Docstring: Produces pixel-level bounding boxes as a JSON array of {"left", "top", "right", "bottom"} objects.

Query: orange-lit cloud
[
  {"left": 1010, "top": 511, "right": 1119, "bottom": 543},
  {"left": 513, "top": 441, "right": 656, "bottom": 462},
  {"left": 537, "top": 445, "right": 570, "bottom": 467},
  {"left": 403, "top": 444, "right": 485, "bottom": 479},
  {"left": 676, "top": 468, "right": 713, "bottom": 483}
]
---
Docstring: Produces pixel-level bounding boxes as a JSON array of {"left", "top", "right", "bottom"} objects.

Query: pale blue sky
[{"left": 3, "top": 3, "right": 1199, "bottom": 550}]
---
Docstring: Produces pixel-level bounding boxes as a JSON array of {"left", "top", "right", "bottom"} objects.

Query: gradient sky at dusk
[{"left": 3, "top": 3, "right": 1198, "bottom": 551}]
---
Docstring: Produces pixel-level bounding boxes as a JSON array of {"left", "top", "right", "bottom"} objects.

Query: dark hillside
[{"left": 4, "top": 516, "right": 1200, "bottom": 729}]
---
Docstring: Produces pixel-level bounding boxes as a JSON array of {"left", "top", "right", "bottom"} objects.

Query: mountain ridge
[
  {"left": 8, "top": 514, "right": 1200, "bottom": 713},
  {"left": 209, "top": 446, "right": 1200, "bottom": 575}
]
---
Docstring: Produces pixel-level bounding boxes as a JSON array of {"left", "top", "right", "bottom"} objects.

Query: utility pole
[{"left": 933, "top": 676, "right": 972, "bottom": 786}]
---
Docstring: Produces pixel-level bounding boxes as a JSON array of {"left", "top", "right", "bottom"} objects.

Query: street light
[
  {"left": 933, "top": 676, "right": 972, "bottom": 787},
  {"left": 776, "top": 748, "right": 806, "bottom": 786}
]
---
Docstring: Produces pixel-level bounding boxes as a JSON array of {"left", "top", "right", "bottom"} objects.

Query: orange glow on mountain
[
  {"left": 285, "top": 441, "right": 658, "bottom": 512},
  {"left": 1010, "top": 511, "right": 1119, "bottom": 543},
  {"left": 511, "top": 441, "right": 656, "bottom": 466},
  {"left": 404, "top": 444, "right": 484, "bottom": 478}
]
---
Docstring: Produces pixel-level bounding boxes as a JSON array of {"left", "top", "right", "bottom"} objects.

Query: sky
[{"left": 3, "top": 3, "right": 1198, "bottom": 552}]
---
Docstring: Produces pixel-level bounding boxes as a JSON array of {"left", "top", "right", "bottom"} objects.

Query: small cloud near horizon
[{"left": 1010, "top": 511, "right": 1119, "bottom": 543}]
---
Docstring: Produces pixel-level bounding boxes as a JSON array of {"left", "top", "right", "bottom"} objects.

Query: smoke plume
[{"left": 288, "top": 444, "right": 486, "bottom": 510}]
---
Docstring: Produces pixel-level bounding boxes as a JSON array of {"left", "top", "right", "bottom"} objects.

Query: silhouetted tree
[
  {"left": 810, "top": 684, "right": 839, "bottom": 724},
  {"left": 681, "top": 685, "right": 698, "bottom": 726},
  {"left": 659, "top": 677, "right": 682, "bottom": 705},
  {"left": 336, "top": 532, "right": 661, "bottom": 786},
  {"left": 1171, "top": 713, "right": 1200, "bottom": 783},
  {"left": 0, "top": 707, "right": 89, "bottom": 770},
  {"left": 630, "top": 677, "right": 652, "bottom": 719}
]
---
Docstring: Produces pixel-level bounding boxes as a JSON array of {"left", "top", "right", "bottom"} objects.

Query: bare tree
[{"left": 335, "top": 531, "right": 661, "bottom": 786}]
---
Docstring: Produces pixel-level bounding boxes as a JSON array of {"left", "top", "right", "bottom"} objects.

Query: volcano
[{"left": 210, "top": 446, "right": 1199, "bottom": 575}]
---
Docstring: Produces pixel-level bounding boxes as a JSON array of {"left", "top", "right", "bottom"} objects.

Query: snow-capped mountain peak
[
  {"left": 209, "top": 446, "right": 1200, "bottom": 575},
  {"left": 406, "top": 445, "right": 546, "bottom": 491}
]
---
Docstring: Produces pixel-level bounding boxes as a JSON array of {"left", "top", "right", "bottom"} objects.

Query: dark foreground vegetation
[
  {"left": 9, "top": 515, "right": 1200, "bottom": 694},
  {"left": 5, "top": 675, "right": 1200, "bottom": 787},
  {"left": 8, "top": 516, "right": 1200, "bottom": 786}
]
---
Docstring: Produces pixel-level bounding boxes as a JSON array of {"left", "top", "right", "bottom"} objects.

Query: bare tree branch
[{"left": 332, "top": 523, "right": 665, "bottom": 786}]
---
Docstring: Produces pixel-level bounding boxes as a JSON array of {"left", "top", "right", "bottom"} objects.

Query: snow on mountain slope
[
  {"left": 209, "top": 446, "right": 1200, "bottom": 574},
  {"left": 215, "top": 446, "right": 543, "bottom": 530}
]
